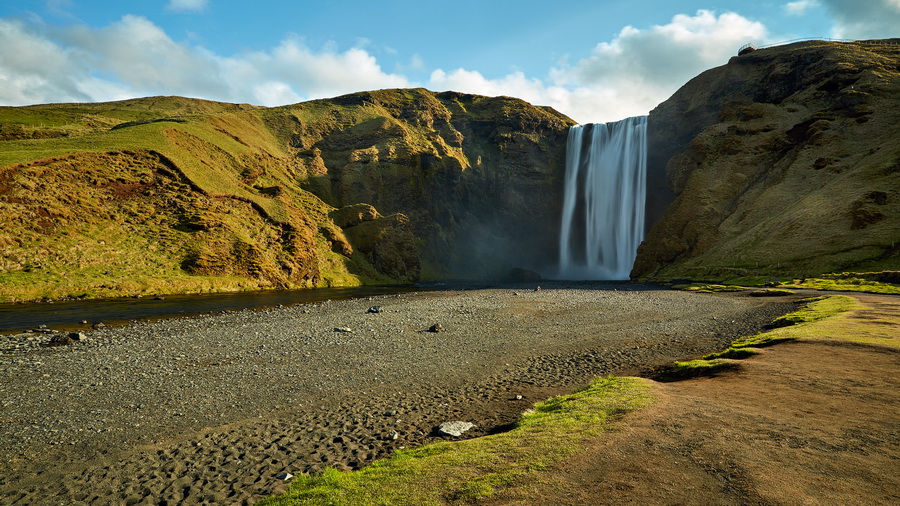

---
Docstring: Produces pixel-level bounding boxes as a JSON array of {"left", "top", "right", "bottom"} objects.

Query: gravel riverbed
[{"left": 0, "top": 282, "right": 799, "bottom": 505}]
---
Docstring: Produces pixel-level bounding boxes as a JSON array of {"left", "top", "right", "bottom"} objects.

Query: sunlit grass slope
[{"left": 1, "top": 90, "right": 572, "bottom": 301}]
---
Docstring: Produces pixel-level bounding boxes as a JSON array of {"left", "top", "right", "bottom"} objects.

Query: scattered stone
[
  {"left": 535, "top": 286, "right": 542, "bottom": 291},
  {"left": 48, "top": 334, "right": 74, "bottom": 346},
  {"left": 333, "top": 327, "right": 352, "bottom": 333},
  {"left": 513, "top": 395, "right": 524, "bottom": 400},
  {"left": 437, "top": 421, "right": 475, "bottom": 437},
  {"left": 428, "top": 323, "right": 445, "bottom": 333},
  {"left": 276, "top": 473, "right": 294, "bottom": 481},
  {"left": 68, "top": 332, "right": 87, "bottom": 341},
  {"left": 93, "top": 322, "right": 107, "bottom": 329},
  {"left": 389, "top": 430, "right": 399, "bottom": 440},
  {"left": 80, "top": 320, "right": 89, "bottom": 325},
  {"left": 384, "top": 410, "right": 397, "bottom": 416},
  {"left": 367, "top": 305, "right": 383, "bottom": 314}
]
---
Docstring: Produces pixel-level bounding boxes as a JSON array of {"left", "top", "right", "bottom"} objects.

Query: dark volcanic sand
[{"left": 0, "top": 282, "right": 799, "bottom": 505}]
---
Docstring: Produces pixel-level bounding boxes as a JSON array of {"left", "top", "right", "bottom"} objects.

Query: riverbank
[
  {"left": 498, "top": 293, "right": 900, "bottom": 504},
  {"left": 0, "top": 282, "right": 798, "bottom": 504}
]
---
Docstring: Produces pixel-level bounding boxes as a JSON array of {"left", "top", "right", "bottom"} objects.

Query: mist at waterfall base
[{"left": 556, "top": 116, "right": 648, "bottom": 281}]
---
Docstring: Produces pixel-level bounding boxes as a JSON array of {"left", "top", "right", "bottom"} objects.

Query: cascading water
[{"left": 557, "top": 116, "right": 648, "bottom": 280}]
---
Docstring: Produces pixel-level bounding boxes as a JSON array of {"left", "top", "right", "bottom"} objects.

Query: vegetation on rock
[{"left": 636, "top": 40, "right": 900, "bottom": 282}]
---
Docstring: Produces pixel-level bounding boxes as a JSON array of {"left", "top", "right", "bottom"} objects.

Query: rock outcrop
[
  {"left": 275, "top": 89, "right": 573, "bottom": 279},
  {"left": 634, "top": 40, "right": 900, "bottom": 281}
]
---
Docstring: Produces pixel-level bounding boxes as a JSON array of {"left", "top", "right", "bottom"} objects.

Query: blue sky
[{"left": 1, "top": 0, "right": 897, "bottom": 122}]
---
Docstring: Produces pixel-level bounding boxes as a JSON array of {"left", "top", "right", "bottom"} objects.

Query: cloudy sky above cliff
[{"left": 1, "top": 0, "right": 898, "bottom": 122}]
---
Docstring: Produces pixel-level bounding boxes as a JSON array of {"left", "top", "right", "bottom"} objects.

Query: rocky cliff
[
  {"left": 0, "top": 90, "right": 572, "bottom": 301},
  {"left": 634, "top": 40, "right": 900, "bottom": 281}
]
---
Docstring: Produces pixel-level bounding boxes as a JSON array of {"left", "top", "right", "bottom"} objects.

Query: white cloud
[
  {"left": 251, "top": 81, "right": 302, "bottom": 106},
  {"left": 0, "top": 16, "right": 410, "bottom": 107},
  {"left": 820, "top": 0, "right": 900, "bottom": 38},
  {"left": 784, "top": 0, "right": 820, "bottom": 16},
  {"left": 65, "top": 15, "right": 228, "bottom": 98},
  {"left": 166, "top": 0, "right": 209, "bottom": 12},
  {"left": 14, "top": 7, "right": 893, "bottom": 125},
  {"left": 430, "top": 10, "right": 767, "bottom": 123},
  {"left": 429, "top": 69, "right": 558, "bottom": 103},
  {"left": 0, "top": 19, "right": 98, "bottom": 104}
]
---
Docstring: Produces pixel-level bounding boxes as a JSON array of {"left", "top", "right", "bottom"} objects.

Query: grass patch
[
  {"left": 770, "top": 296, "right": 857, "bottom": 328},
  {"left": 658, "top": 295, "right": 858, "bottom": 380},
  {"left": 671, "top": 283, "right": 748, "bottom": 293},
  {"left": 729, "top": 295, "right": 858, "bottom": 348},
  {"left": 703, "top": 347, "right": 760, "bottom": 360},
  {"left": 652, "top": 359, "right": 739, "bottom": 382},
  {"left": 259, "top": 376, "right": 652, "bottom": 505},
  {"left": 749, "top": 288, "right": 795, "bottom": 297},
  {"left": 785, "top": 273, "right": 900, "bottom": 295}
]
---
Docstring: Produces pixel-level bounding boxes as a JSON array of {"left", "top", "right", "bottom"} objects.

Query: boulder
[{"left": 436, "top": 421, "right": 475, "bottom": 437}]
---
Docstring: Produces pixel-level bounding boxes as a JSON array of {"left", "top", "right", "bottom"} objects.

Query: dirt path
[
  {"left": 0, "top": 283, "right": 797, "bottom": 505},
  {"left": 497, "top": 294, "right": 900, "bottom": 505}
]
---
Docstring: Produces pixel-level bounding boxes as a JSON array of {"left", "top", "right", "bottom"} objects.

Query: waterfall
[{"left": 557, "top": 116, "right": 648, "bottom": 280}]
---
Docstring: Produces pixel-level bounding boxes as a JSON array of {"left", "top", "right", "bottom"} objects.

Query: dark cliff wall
[
  {"left": 274, "top": 89, "right": 573, "bottom": 279},
  {"left": 634, "top": 40, "right": 900, "bottom": 281}
]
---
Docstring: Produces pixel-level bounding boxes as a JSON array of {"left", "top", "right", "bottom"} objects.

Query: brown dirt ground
[{"left": 493, "top": 294, "right": 900, "bottom": 505}]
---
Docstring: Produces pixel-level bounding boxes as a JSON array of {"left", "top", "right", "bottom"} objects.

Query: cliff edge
[
  {"left": 0, "top": 90, "right": 572, "bottom": 301},
  {"left": 634, "top": 40, "right": 900, "bottom": 281}
]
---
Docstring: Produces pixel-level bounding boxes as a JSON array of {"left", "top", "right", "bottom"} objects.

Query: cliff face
[
  {"left": 634, "top": 40, "right": 900, "bottom": 281},
  {"left": 0, "top": 90, "right": 571, "bottom": 301},
  {"left": 270, "top": 89, "right": 573, "bottom": 278}
]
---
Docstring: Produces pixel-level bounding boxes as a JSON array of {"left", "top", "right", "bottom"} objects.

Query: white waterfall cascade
[{"left": 557, "top": 116, "right": 648, "bottom": 280}]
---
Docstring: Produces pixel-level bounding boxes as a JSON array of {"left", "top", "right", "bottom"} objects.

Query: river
[{"left": 0, "top": 284, "right": 446, "bottom": 335}]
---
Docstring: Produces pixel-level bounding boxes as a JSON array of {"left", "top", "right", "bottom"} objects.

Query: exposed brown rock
[
  {"left": 330, "top": 203, "right": 379, "bottom": 228},
  {"left": 281, "top": 88, "right": 574, "bottom": 279}
]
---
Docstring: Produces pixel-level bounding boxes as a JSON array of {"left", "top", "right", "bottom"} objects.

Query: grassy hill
[
  {"left": 0, "top": 90, "right": 572, "bottom": 302},
  {"left": 635, "top": 40, "right": 900, "bottom": 283}
]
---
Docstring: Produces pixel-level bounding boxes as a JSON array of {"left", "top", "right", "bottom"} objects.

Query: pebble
[
  {"left": 437, "top": 421, "right": 475, "bottom": 437},
  {"left": 0, "top": 281, "right": 797, "bottom": 505}
]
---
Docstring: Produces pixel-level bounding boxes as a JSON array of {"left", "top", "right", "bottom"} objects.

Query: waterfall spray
[{"left": 557, "top": 116, "right": 648, "bottom": 280}]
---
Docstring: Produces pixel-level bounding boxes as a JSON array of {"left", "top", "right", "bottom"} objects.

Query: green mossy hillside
[
  {"left": 0, "top": 90, "right": 572, "bottom": 302},
  {"left": 636, "top": 40, "right": 900, "bottom": 282}
]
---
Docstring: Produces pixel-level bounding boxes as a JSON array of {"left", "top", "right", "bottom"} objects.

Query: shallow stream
[{"left": 0, "top": 284, "right": 442, "bottom": 334}]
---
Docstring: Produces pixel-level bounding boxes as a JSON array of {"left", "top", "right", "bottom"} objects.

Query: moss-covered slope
[
  {"left": 0, "top": 89, "right": 572, "bottom": 301},
  {"left": 635, "top": 40, "right": 900, "bottom": 281}
]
